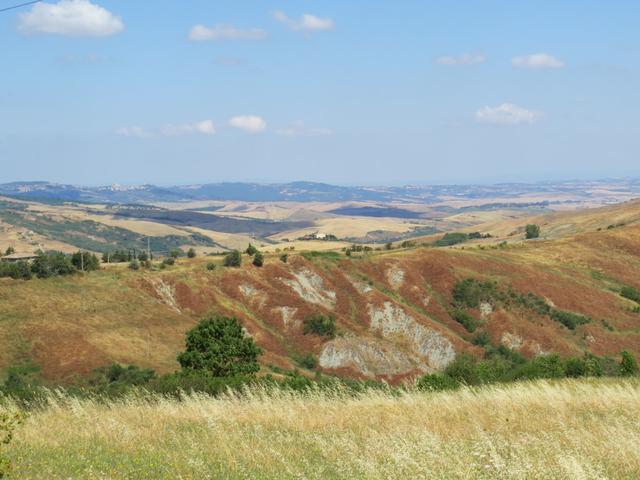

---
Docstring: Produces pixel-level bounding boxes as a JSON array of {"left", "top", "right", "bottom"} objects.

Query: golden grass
[{"left": 4, "top": 379, "right": 640, "bottom": 479}]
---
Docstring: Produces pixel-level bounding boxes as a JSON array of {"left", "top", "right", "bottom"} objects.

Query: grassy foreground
[{"left": 4, "top": 379, "right": 640, "bottom": 479}]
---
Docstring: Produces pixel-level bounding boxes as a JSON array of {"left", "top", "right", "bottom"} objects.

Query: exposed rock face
[
  {"left": 147, "top": 277, "right": 180, "bottom": 313},
  {"left": 368, "top": 302, "right": 456, "bottom": 371},
  {"left": 387, "top": 266, "right": 405, "bottom": 289},
  {"left": 346, "top": 275, "right": 373, "bottom": 294},
  {"left": 274, "top": 306, "right": 298, "bottom": 329},
  {"left": 479, "top": 301, "right": 494, "bottom": 318},
  {"left": 319, "top": 336, "right": 414, "bottom": 378},
  {"left": 281, "top": 269, "right": 336, "bottom": 309},
  {"left": 501, "top": 332, "right": 524, "bottom": 350},
  {"left": 239, "top": 283, "right": 267, "bottom": 308}
]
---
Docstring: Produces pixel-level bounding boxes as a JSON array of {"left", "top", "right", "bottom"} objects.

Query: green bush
[
  {"left": 206, "top": 262, "right": 216, "bottom": 271},
  {"left": 128, "top": 260, "right": 140, "bottom": 271},
  {"left": 472, "top": 331, "right": 491, "bottom": 347},
  {"left": 223, "top": 250, "right": 242, "bottom": 267},
  {"left": 71, "top": 251, "right": 100, "bottom": 271},
  {"left": 620, "top": 351, "right": 639, "bottom": 376},
  {"left": 177, "top": 315, "right": 262, "bottom": 377},
  {"left": 452, "top": 278, "right": 498, "bottom": 309},
  {"left": 550, "top": 309, "right": 591, "bottom": 330},
  {"left": 450, "top": 309, "right": 477, "bottom": 333},
  {"left": 621, "top": 286, "right": 640, "bottom": 304},
  {"left": 433, "top": 232, "right": 468, "bottom": 247},
  {"left": 280, "top": 253, "right": 288, "bottom": 263},
  {"left": 297, "top": 354, "right": 317, "bottom": 370},
  {"left": 303, "top": 314, "right": 337, "bottom": 338},
  {"left": 245, "top": 244, "right": 258, "bottom": 256},
  {"left": 525, "top": 224, "right": 540, "bottom": 239},
  {"left": 416, "top": 374, "right": 459, "bottom": 391},
  {"left": 187, "top": 248, "right": 197, "bottom": 259},
  {"left": 0, "top": 261, "right": 32, "bottom": 280},
  {"left": 253, "top": 251, "right": 264, "bottom": 267},
  {"left": 30, "top": 251, "right": 76, "bottom": 278}
]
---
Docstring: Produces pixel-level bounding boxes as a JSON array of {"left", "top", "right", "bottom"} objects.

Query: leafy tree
[
  {"left": 30, "top": 251, "right": 76, "bottom": 278},
  {"left": 253, "top": 251, "right": 264, "bottom": 267},
  {"left": 129, "top": 260, "right": 140, "bottom": 271},
  {"left": 71, "top": 251, "right": 100, "bottom": 271},
  {"left": 138, "top": 251, "right": 149, "bottom": 262},
  {"left": 187, "top": 248, "right": 197, "bottom": 259},
  {"left": 177, "top": 316, "right": 262, "bottom": 377},
  {"left": 525, "top": 224, "right": 541, "bottom": 239},
  {"left": 206, "top": 262, "right": 216, "bottom": 271},
  {"left": 4, "top": 247, "right": 15, "bottom": 256},
  {"left": 280, "top": 253, "right": 288, "bottom": 263},
  {"left": 169, "top": 249, "right": 182, "bottom": 259},
  {"left": 245, "top": 243, "right": 258, "bottom": 256},
  {"left": 224, "top": 250, "right": 242, "bottom": 267},
  {"left": 620, "top": 351, "right": 638, "bottom": 376}
]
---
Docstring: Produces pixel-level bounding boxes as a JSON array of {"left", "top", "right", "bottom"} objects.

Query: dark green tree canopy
[
  {"left": 177, "top": 316, "right": 262, "bottom": 377},
  {"left": 224, "top": 250, "right": 242, "bottom": 267},
  {"left": 525, "top": 224, "right": 541, "bottom": 240}
]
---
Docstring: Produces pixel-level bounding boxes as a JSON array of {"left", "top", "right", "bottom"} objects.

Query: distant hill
[{"left": 2, "top": 179, "right": 639, "bottom": 205}]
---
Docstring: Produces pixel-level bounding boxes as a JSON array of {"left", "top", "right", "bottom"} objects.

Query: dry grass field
[{"left": 3, "top": 379, "right": 640, "bottom": 479}]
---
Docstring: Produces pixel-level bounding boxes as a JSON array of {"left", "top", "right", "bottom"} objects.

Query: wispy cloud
[
  {"left": 161, "top": 120, "right": 216, "bottom": 136},
  {"left": 475, "top": 103, "right": 543, "bottom": 125},
  {"left": 229, "top": 115, "right": 267, "bottom": 134},
  {"left": 276, "top": 121, "right": 333, "bottom": 137},
  {"left": 114, "top": 127, "right": 154, "bottom": 139},
  {"left": 512, "top": 53, "right": 565, "bottom": 69},
  {"left": 273, "top": 11, "right": 334, "bottom": 32},
  {"left": 116, "top": 120, "right": 216, "bottom": 138},
  {"left": 18, "top": 0, "right": 123, "bottom": 37},
  {"left": 436, "top": 53, "right": 485, "bottom": 66},
  {"left": 188, "top": 24, "right": 267, "bottom": 41}
]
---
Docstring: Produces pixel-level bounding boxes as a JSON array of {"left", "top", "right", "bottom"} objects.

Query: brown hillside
[{"left": 1, "top": 222, "right": 640, "bottom": 383}]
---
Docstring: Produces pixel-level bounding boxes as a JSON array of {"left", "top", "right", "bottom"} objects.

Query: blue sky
[{"left": 1, "top": 0, "right": 639, "bottom": 186}]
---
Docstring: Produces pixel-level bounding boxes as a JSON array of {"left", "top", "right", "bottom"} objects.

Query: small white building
[{"left": 0, "top": 253, "right": 39, "bottom": 263}]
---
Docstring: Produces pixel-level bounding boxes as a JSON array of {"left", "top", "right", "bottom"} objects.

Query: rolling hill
[{"left": 1, "top": 199, "right": 640, "bottom": 383}]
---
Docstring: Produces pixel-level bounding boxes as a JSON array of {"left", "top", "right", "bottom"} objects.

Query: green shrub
[
  {"left": 206, "top": 262, "right": 216, "bottom": 271},
  {"left": 621, "top": 286, "right": 640, "bottom": 304},
  {"left": 472, "top": 331, "right": 491, "bottom": 347},
  {"left": 550, "top": 310, "right": 591, "bottom": 330},
  {"left": 30, "top": 251, "right": 76, "bottom": 278},
  {"left": 280, "top": 254, "right": 288, "bottom": 263},
  {"left": 451, "top": 309, "right": 477, "bottom": 333},
  {"left": 525, "top": 224, "right": 540, "bottom": 239},
  {"left": 434, "top": 232, "right": 468, "bottom": 247},
  {"left": 177, "top": 315, "right": 262, "bottom": 377},
  {"left": 452, "top": 278, "right": 497, "bottom": 309},
  {"left": 162, "top": 257, "right": 175, "bottom": 266},
  {"left": 300, "top": 251, "right": 341, "bottom": 261},
  {"left": 303, "top": 314, "right": 337, "bottom": 338},
  {"left": 253, "top": 251, "right": 264, "bottom": 267},
  {"left": 223, "top": 250, "right": 242, "bottom": 267},
  {"left": 297, "top": 354, "right": 317, "bottom": 370},
  {"left": 71, "top": 251, "right": 100, "bottom": 271},
  {"left": 0, "top": 261, "right": 32, "bottom": 280},
  {"left": 187, "top": 248, "right": 197, "bottom": 259},
  {"left": 245, "top": 244, "right": 258, "bottom": 256},
  {"left": 128, "top": 260, "right": 140, "bottom": 271},
  {"left": 620, "top": 351, "right": 639, "bottom": 376},
  {"left": 416, "top": 374, "right": 459, "bottom": 391}
]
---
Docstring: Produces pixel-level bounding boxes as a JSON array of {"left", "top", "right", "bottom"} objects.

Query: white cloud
[
  {"left": 436, "top": 53, "right": 485, "bottom": 66},
  {"left": 116, "top": 121, "right": 215, "bottom": 138},
  {"left": 273, "top": 11, "right": 334, "bottom": 32},
  {"left": 188, "top": 24, "right": 267, "bottom": 42},
  {"left": 18, "top": 0, "right": 123, "bottom": 37},
  {"left": 229, "top": 115, "right": 267, "bottom": 134},
  {"left": 512, "top": 53, "right": 564, "bottom": 69},
  {"left": 276, "top": 121, "right": 333, "bottom": 137},
  {"left": 475, "top": 103, "right": 543, "bottom": 125},
  {"left": 115, "top": 127, "right": 154, "bottom": 139},
  {"left": 161, "top": 120, "right": 216, "bottom": 136}
]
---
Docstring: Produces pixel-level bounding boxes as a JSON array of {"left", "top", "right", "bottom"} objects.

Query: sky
[{"left": 1, "top": 0, "right": 639, "bottom": 186}]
